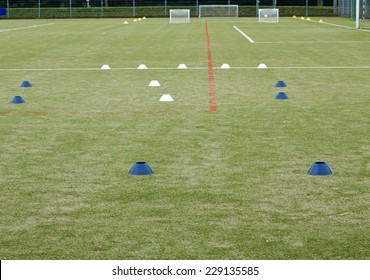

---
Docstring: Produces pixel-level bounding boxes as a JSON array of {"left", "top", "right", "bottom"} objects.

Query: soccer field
[{"left": 0, "top": 17, "right": 369, "bottom": 260}]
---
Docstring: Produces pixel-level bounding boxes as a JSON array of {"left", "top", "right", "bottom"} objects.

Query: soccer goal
[
  {"left": 169, "top": 9, "right": 190, "bottom": 24},
  {"left": 258, "top": 9, "right": 279, "bottom": 23},
  {"left": 354, "top": 0, "right": 370, "bottom": 29},
  {"left": 198, "top": 5, "right": 238, "bottom": 18}
]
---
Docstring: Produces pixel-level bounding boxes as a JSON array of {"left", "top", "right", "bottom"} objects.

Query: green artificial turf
[{"left": 0, "top": 17, "right": 369, "bottom": 259}]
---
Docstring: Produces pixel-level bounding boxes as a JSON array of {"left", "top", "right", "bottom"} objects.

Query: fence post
[{"left": 6, "top": 0, "right": 9, "bottom": 18}]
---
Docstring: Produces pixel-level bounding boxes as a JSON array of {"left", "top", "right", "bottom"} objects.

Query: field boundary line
[
  {"left": 0, "top": 67, "right": 207, "bottom": 71},
  {"left": 233, "top": 26, "right": 255, "bottom": 43},
  {"left": 230, "top": 66, "right": 370, "bottom": 69},
  {"left": 0, "top": 66, "right": 369, "bottom": 72},
  {"left": 307, "top": 19, "right": 370, "bottom": 33},
  {"left": 0, "top": 23, "right": 55, "bottom": 33},
  {"left": 205, "top": 21, "right": 217, "bottom": 113},
  {"left": 256, "top": 41, "right": 370, "bottom": 44}
]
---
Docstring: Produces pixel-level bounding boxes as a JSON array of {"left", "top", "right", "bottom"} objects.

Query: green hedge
[{"left": 2, "top": 6, "right": 333, "bottom": 19}]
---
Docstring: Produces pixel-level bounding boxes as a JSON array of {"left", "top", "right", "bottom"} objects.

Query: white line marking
[
  {"left": 308, "top": 19, "right": 370, "bottom": 33},
  {"left": 0, "top": 66, "right": 369, "bottom": 71},
  {"left": 233, "top": 26, "right": 255, "bottom": 43},
  {"left": 0, "top": 67, "right": 206, "bottom": 71},
  {"left": 257, "top": 41, "right": 370, "bottom": 44},
  {"left": 0, "top": 23, "right": 55, "bottom": 33},
  {"left": 231, "top": 66, "right": 370, "bottom": 69}
]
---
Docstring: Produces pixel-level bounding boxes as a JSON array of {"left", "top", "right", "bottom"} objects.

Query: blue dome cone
[
  {"left": 20, "top": 81, "right": 32, "bottom": 87},
  {"left": 307, "top": 162, "right": 333, "bottom": 176},
  {"left": 11, "top": 96, "right": 25, "bottom": 104},
  {"left": 129, "top": 162, "right": 153, "bottom": 175},
  {"left": 275, "top": 92, "right": 288, "bottom": 100},
  {"left": 275, "top": 80, "right": 287, "bottom": 87}
]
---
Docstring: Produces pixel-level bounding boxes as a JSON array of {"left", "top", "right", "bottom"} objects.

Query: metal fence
[
  {"left": 0, "top": 1, "right": 334, "bottom": 19},
  {"left": 335, "top": 0, "right": 370, "bottom": 18}
]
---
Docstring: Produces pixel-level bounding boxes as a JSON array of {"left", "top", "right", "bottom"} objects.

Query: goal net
[
  {"left": 169, "top": 9, "right": 190, "bottom": 24},
  {"left": 198, "top": 5, "right": 238, "bottom": 18},
  {"left": 258, "top": 9, "right": 279, "bottom": 23}
]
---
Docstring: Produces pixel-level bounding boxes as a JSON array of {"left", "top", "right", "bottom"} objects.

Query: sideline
[{"left": 0, "top": 23, "right": 55, "bottom": 33}]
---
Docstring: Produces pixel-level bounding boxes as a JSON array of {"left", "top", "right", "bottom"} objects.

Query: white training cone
[
  {"left": 148, "top": 80, "right": 161, "bottom": 87},
  {"left": 101, "top": 64, "right": 111, "bottom": 70},
  {"left": 159, "top": 94, "right": 174, "bottom": 102},
  {"left": 221, "top": 64, "right": 230, "bottom": 69},
  {"left": 123, "top": 21, "right": 129, "bottom": 25},
  {"left": 138, "top": 64, "right": 148, "bottom": 69},
  {"left": 177, "top": 64, "right": 187, "bottom": 69},
  {"left": 258, "top": 63, "right": 267, "bottom": 69}
]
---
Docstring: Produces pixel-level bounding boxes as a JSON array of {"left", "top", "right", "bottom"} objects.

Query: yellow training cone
[
  {"left": 319, "top": 19, "right": 324, "bottom": 23},
  {"left": 307, "top": 17, "right": 311, "bottom": 21},
  {"left": 300, "top": 16, "right": 305, "bottom": 20},
  {"left": 123, "top": 21, "right": 129, "bottom": 25},
  {"left": 292, "top": 15, "right": 296, "bottom": 19}
]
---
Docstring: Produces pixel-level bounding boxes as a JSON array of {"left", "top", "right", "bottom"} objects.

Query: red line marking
[{"left": 205, "top": 20, "right": 217, "bottom": 113}]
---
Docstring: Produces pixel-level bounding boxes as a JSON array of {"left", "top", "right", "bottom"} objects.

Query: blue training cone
[
  {"left": 307, "top": 162, "right": 333, "bottom": 176},
  {"left": 11, "top": 96, "right": 25, "bottom": 104},
  {"left": 20, "top": 81, "right": 32, "bottom": 87},
  {"left": 275, "top": 92, "right": 288, "bottom": 100},
  {"left": 129, "top": 162, "right": 153, "bottom": 175},
  {"left": 275, "top": 80, "right": 287, "bottom": 87}
]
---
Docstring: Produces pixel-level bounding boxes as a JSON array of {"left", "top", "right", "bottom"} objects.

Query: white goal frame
[
  {"left": 355, "top": 0, "right": 370, "bottom": 29},
  {"left": 169, "top": 9, "right": 190, "bottom": 24},
  {"left": 198, "top": 5, "right": 239, "bottom": 18},
  {"left": 258, "top": 8, "right": 279, "bottom": 23}
]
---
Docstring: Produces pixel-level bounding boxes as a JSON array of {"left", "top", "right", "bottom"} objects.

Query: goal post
[
  {"left": 355, "top": 0, "right": 370, "bottom": 29},
  {"left": 169, "top": 9, "right": 190, "bottom": 24},
  {"left": 258, "top": 9, "right": 279, "bottom": 23},
  {"left": 198, "top": 5, "right": 238, "bottom": 18}
]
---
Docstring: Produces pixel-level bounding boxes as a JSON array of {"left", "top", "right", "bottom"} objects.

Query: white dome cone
[
  {"left": 101, "top": 64, "right": 111, "bottom": 70},
  {"left": 221, "top": 63, "right": 230, "bottom": 69},
  {"left": 177, "top": 64, "right": 187, "bottom": 69},
  {"left": 258, "top": 63, "right": 267, "bottom": 69},
  {"left": 159, "top": 94, "right": 174, "bottom": 102},
  {"left": 148, "top": 80, "right": 161, "bottom": 87},
  {"left": 138, "top": 64, "right": 148, "bottom": 69}
]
